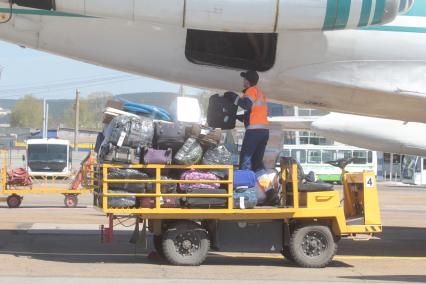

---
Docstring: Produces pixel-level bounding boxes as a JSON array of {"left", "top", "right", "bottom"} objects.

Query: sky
[{"left": 0, "top": 41, "right": 201, "bottom": 100}]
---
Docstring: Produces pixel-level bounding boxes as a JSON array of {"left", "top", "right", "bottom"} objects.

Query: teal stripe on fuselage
[
  {"left": 0, "top": 8, "right": 91, "bottom": 18},
  {"left": 358, "top": 0, "right": 372, "bottom": 27},
  {"left": 323, "top": 0, "right": 338, "bottom": 30},
  {"left": 335, "top": 0, "right": 352, "bottom": 29},
  {"left": 372, "top": 0, "right": 386, "bottom": 24}
]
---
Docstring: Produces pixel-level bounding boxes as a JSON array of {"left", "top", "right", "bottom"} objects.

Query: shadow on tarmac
[
  {"left": 339, "top": 226, "right": 426, "bottom": 257},
  {"left": 0, "top": 206, "right": 88, "bottom": 209},
  {"left": 340, "top": 275, "right": 426, "bottom": 283},
  {"left": 0, "top": 225, "right": 424, "bottom": 266}
]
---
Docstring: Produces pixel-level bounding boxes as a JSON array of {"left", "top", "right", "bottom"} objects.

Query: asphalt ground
[{"left": 0, "top": 184, "right": 425, "bottom": 283}]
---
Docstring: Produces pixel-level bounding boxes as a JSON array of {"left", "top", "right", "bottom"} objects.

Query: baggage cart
[
  {"left": 0, "top": 152, "right": 95, "bottom": 208},
  {"left": 94, "top": 158, "right": 382, "bottom": 268}
]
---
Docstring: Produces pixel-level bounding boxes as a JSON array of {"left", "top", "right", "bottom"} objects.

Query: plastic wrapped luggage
[
  {"left": 155, "top": 121, "right": 186, "bottom": 151},
  {"left": 207, "top": 93, "right": 238, "bottom": 130},
  {"left": 202, "top": 145, "right": 232, "bottom": 165},
  {"left": 233, "top": 170, "right": 257, "bottom": 188},
  {"left": 202, "top": 145, "right": 232, "bottom": 178},
  {"left": 180, "top": 188, "right": 228, "bottom": 209},
  {"left": 94, "top": 132, "right": 105, "bottom": 153},
  {"left": 105, "top": 115, "right": 154, "bottom": 148},
  {"left": 107, "top": 190, "right": 137, "bottom": 208},
  {"left": 141, "top": 148, "right": 172, "bottom": 165},
  {"left": 233, "top": 187, "right": 258, "bottom": 209},
  {"left": 174, "top": 138, "right": 203, "bottom": 165},
  {"left": 98, "top": 143, "right": 141, "bottom": 164},
  {"left": 179, "top": 170, "right": 220, "bottom": 191},
  {"left": 108, "top": 168, "right": 149, "bottom": 193}
]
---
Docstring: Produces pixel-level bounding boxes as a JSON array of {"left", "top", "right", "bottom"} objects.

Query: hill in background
[{"left": 0, "top": 92, "right": 181, "bottom": 127}]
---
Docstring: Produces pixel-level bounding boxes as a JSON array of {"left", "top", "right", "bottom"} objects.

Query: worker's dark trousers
[{"left": 239, "top": 129, "right": 270, "bottom": 171}]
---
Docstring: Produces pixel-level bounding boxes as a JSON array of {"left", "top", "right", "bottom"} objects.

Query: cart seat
[{"left": 299, "top": 182, "right": 334, "bottom": 192}]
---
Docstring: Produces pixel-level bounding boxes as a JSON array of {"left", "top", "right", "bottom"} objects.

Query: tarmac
[{"left": 0, "top": 184, "right": 425, "bottom": 283}]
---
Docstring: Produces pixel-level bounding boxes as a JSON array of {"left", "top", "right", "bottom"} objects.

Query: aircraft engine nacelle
[{"left": 3, "top": 0, "right": 413, "bottom": 32}]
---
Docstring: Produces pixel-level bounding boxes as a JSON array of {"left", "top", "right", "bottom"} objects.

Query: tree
[
  {"left": 64, "top": 92, "right": 113, "bottom": 130},
  {"left": 10, "top": 95, "right": 43, "bottom": 128}
]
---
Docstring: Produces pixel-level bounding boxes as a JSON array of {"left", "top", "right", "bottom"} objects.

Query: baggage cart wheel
[
  {"left": 64, "top": 195, "right": 78, "bottom": 208},
  {"left": 7, "top": 194, "right": 22, "bottom": 208},
  {"left": 153, "top": 234, "right": 165, "bottom": 258},
  {"left": 162, "top": 221, "right": 210, "bottom": 266},
  {"left": 289, "top": 223, "right": 337, "bottom": 268}
]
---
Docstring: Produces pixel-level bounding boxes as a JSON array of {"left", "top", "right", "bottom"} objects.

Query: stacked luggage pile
[{"left": 95, "top": 96, "right": 279, "bottom": 210}]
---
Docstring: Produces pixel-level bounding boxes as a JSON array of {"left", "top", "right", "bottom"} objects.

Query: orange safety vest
[{"left": 244, "top": 86, "right": 269, "bottom": 129}]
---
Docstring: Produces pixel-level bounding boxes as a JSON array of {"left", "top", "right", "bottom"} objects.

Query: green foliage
[
  {"left": 65, "top": 92, "right": 113, "bottom": 130},
  {"left": 10, "top": 95, "right": 43, "bottom": 128}
]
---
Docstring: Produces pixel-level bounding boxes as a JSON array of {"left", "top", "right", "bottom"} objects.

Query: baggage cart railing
[{"left": 94, "top": 164, "right": 234, "bottom": 212}]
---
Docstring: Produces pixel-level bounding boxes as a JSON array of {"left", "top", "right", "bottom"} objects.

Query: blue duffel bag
[
  {"left": 233, "top": 187, "right": 257, "bottom": 209},
  {"left": 233, "top": 170, "right": 256, "bottom": 188}
]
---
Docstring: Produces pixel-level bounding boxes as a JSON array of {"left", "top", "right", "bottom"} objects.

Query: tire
[
  {"left": 7, "top": 194, "right": 22, "bottom": 208},
  {"left": 153, "top": 235, "right": 165, "bottom": 258},
  {"left": 289, "top": 223, "right": 337, "bottom": 268},
  {"left": 162, "top": 221, "right": 210, "bottom": 266},
  {"left": 64, "top": 195, "right": 78, "bottom": 208}
]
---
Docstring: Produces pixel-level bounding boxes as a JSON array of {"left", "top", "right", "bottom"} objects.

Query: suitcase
[
  {"left": 107, "top": 190, "right": 137, "bottom": 208},
  {"left": 207, "top": 93, "right": 238, "bottom": 130},
  {"left": 233, "top": 187, "right": 258, "bottom": 209},
  {"left": 155, "top": 121, "right": 186, "bottom": 151},
  {"left": 180, "top": 188, "right": 228, "bottom": 209},
  {"left": 233, "top": 170, "right": 256, "bottom": 188},
  {"left": 141, "top": 148, "right": 172, "bottom": 165},
  {"left": 106, "top": 115, "right": 154, "bottom": 148},
  {"left": 94, "top": 132, "right": 105, "bottom": 153},
  {"left": 179, "top": 170, "right": 220, "bottom": 192},
  {"left": 191, "top": 125, "right": 222, "bottom": 148},
  {"left": 145, "top": 176, "right": 178, "bottom": 194},
  {"left": 99, "top": 143, "right": 141, "bottom": 164},
  {"left": 107, "top": 168, "right": 148, "bottom": 193},
  {"left": 202, "top": 145, "right": 232, "bottom": 165},
  {"left": 174, "top": 138, "right": 203, "bottom": 165},
  {"left": 140, "top": 188, "right": 179, "bottom": 208},
  {"left": 202, "top": 145, "right": 232, "bottom": 178}
]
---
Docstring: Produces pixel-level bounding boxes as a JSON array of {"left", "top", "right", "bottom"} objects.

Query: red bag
[{"left": 7, "top": 168, "right": 33, "bottom": 186}]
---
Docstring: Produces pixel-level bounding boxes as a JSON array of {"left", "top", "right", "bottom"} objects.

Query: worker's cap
[{"left": 240, "top": 70, "right": 259, "bottom": 86}]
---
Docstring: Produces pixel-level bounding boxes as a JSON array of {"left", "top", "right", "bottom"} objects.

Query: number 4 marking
[{"left": 366, "top": 177, "right": 374, "bottom": 188}]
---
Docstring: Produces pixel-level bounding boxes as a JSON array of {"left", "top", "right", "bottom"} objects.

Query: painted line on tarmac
[{"left": 209, "top": 253, "right": 426, "bottom": 261}]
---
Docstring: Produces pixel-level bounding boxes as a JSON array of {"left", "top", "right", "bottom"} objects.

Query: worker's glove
[{"left": 224, "top": 91, "right": 239, "bottom": 105}]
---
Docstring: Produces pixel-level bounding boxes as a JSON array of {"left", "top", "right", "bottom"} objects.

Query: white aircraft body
[
  {"left": 271, "top": 112, "right": 426, "bottom": 156},
  {"left": 0, "top": 0, "right": 422, "bottom": 120},
  {"left": 1, "top": 0, "right": 426, "bottom": 156}
]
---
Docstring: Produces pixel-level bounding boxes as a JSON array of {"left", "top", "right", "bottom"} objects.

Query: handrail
[{"left": 99, "top": 163, "right": 234, "bottom": 210}]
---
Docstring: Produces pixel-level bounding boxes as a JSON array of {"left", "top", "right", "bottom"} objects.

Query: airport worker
[{"left": 226, "top": 70, "right": 269, "bottom": 171}]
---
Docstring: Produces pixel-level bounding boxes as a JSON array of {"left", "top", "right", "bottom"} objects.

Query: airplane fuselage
[{"left": 0, "top": 0, "right": 425, "bottom": 123}]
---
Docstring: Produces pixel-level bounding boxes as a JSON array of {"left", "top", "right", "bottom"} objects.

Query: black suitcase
[
  {"left": 155, "top": 121, "right": 186, "bottom": 151},
  {"left": 180, "top": 188, "right": 228, "bottom": 209},
  {"left": 207, "top": 93, "right": 238, "bottom": 130},
  {"left": 99, "top": 143, "right": 141, "bottom": 164}
]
